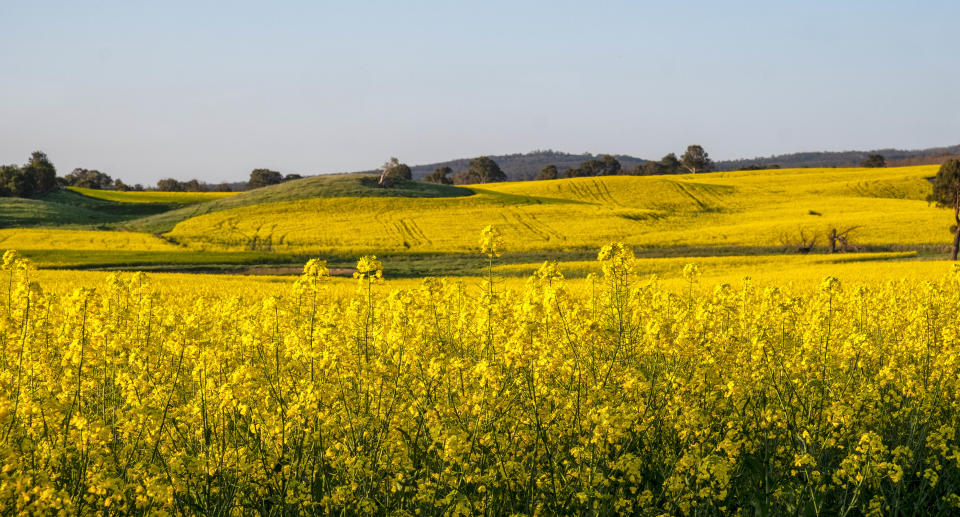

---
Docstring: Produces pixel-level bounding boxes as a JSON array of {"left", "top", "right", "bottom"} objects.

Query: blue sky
[{"left": 1, "top": 1, "right": 958, "bottom": 184}]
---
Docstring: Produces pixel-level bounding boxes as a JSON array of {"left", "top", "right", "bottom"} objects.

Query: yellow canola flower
[
  {"left": 479, "top": 224, "right": 504, "bottom": 258},
  {"left": 0, "top": 247, "right": 956, "bottom": 515}
]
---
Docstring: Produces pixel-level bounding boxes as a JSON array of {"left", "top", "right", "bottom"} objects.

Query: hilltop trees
[
  {"left": 681, "top": 145, "right": 714, "bottom": 174},
  {"left": 423, "top": 166, "right": 453, "bottom": 185},
  {"left": 0, "top": 151, "right": 59, "bottom": 197},
  {"left": 156, "top": 179, "right": 182, "bottom": 191},
  {"left": 860, "top": 154, "right": 886, "bottom": 167},
  {"left": 64, "top": 168, "right": 113, "bottom": 189},
  {"left": 24, "top": 151, "right": 57, "bottom": 193},
  {"left": 454, "top": 157, "right": 507, "bottom": 184},
  {"left": 470, "top": 156, "right": 507, "bottom": 183},
  {"left": 629, "top": 153, "right": 683, "bottom": 175},
  {"left": 248, "top": 168, "right": 284, "bottom": 189},
  {"left": 245, "top": 170, "right": 304, "bottom": 189},
  {"left": 536, "top": 165, "right": 558, "bottom": 180},
  {"left": 563, "top": 155, "right": 622, "bottom": 178},
  {"left": 659, "top": 153, "right": 683, "bottom": 174},
  {"left": 929, "top": 158, "right": 960, "bottom": 260},
  {"left": 0, "top": 165, "right": 28, "bottom": 197},
  {"left": 377, "top": 158, "right": 412, "bottom": 186},
  {"left": 157, "top": 178, "right": 193, "bottom": 191}
]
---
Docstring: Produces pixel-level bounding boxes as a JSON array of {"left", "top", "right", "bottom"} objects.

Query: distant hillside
[
  {"left": 397, "top": 144, "right": 960, "bottom": 181},
  {"left": 125, "top": 173, "right": 473, "bottom": 233},
  {"left": 406, "top": 150, "right": 647, "bottom": 181},
  {"left": 717, "top": 144, "right": 960, "bottom": 170}
]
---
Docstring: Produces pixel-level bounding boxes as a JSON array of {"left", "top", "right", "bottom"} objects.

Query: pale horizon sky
[{"left": 2, "top": 1, "right": 958, "bottom": 184}]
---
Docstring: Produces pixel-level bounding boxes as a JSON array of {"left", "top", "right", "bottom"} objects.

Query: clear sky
[{"left": 1, "top": 1, "right": 958, "bottom": 184}]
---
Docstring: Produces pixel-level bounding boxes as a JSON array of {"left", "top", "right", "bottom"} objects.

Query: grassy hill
[
  {"left": 124, "top": 173, "right": 474, "bottom": 233},
  {"left": 0, "top": 189, "right": 183, "bottom": 228}
]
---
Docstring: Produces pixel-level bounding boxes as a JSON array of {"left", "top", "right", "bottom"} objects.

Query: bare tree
[
  {"left": 828, "top": 227, "right": 861, "bottom": 253},
  {"left": 780, "top": 229, "right": 818, "bottom": 254}
]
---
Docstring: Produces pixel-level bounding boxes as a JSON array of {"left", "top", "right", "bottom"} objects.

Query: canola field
[
  {"left": 2, "top": 233, "right": 960, "bottom": 514},
  {"left": 0, "top": 229, "right": 179, "bottom": 252},
  {"left": 3, "top": 165, "right": 960, "bottom": 514},
  {"left": 163, "top": 166, "right": 945, "bottom": 254},
  {"left": 7, "top": 166, "right": 950, "bottom": 275},
  {"left": 66, "top": 187, "right": 237, "bottom": 204}
]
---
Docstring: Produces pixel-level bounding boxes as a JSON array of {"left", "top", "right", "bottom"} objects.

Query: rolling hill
[
  {"left": 123, "top": 174, "right": 473, "bottom": 233},
  {"left": 160, "top": 165, "right": 943, "bottom": 256},
  {"left": 1, "top": 164, "right": 952, "bottom": 277}
]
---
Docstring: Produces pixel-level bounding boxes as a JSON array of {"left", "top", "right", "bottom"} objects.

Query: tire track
[
  {"left": 525, "top": 212, "right": 566, "bottom": 240},
  {"left": 671, "top": 181, "right": 709, "bottom": 210},
  {"left": 566, "top": 180, "right": 602, "bottom": 204},
  {"left": 373, "top": 210, "right": 405, "bottom": 247},
  {"left": 402, "top": 218, "right": 432, "bottom": 245},
  {"left": 592, "top": 178, "right": 620, "bottom": 205},
  {"left": 508, "top": 209, "right": 552, "bottom": 241},
  {"left": 393, "top": 218, "right": 424, "bottom": 247}
]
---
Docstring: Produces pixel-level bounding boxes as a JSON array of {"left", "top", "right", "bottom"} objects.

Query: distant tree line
[
  {"left": 526, "top": 145, "right": 715, "bottom": 181},
  {"left": 153, "top": 178, "right": 228, "bottom": 192},
  {"left": 1, "top": 150, "right": 254, "bottom": 198},
  {"left": 717, "top": 145, "right": 955, "bottom": 170},
  {"left": 736, "top": 164, "right": 781, "bottom": 171},
  {"left": 416, "top": 156, "right": 507, "bottom": 185},
  {"left": 246, "top": 168, "right": 303, "bottom": 189},
  {"left": 422, "top": 146, "right": 716, "bottom": 186},
  {"left": 0, "top": 144, "right": 920, "bottom": 200},
  {"left": 64, "top": 168, "right": 121, "bottom": 189},
  {"left": 860, "top": 154, "right": 886, "bottom": 168},
  {"left": 730, "top": 153, "right": 886, "bottom": 172}
]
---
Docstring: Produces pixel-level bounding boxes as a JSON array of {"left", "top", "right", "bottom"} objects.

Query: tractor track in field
[
  {"left": 592, "top": 179, "right": 621, "bottom": 206},
  {"left": 372, "top": 210, "right": 402, "bottom": 247},
  {"left": 525, "top": 212, "right": 566, "bottom": 240},
  {"left": 398, "top": 217, "right": 431, "bottom": 246},
  {"left": 672, "top": 181, "right": 709, "bottom": 210},
  {"left": 503, "top": 209, "right": 553, "bottom": 241},
  {"left": 563, "top": 181, "right": 595, "bottom": 203},
  {"left": 562, "top": 178, "right": 619, "bottom": 206},
  {"left": 387, "top": 216, "right": 432, "bottom": 248}
]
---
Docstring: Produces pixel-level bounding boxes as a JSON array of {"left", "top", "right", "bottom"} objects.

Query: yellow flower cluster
[
  {"left": 1, "top": 242, "right": 960, "bottom": 515},
  {"left": 479, "top": 224, "right": 504, "bottom": 258}
]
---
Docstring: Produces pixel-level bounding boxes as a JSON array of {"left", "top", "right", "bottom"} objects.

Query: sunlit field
[
  {"left": 3, "top": 166, "right": 960, "bottom": 514},
  {"left": 67, "top": 187, "right": 237, "bottom": 204},
  {"left": 3, "top": 240, "right": 960, "bottom": 514},
  {"left": 4, "top": 167, "right": 949, "bottom": 277},
  {"left": 0, "top": 228, "right": 179, "bottom": 251},
  {"left": 163, "top": 166, "right": 944, "bottom": 255},
  {"left": 6, "top": 1, "right": 958, "bottom": 513}
]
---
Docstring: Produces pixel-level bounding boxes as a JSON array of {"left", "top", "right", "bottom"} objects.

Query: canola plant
[{"left": 1, "top": 230, "right": 959, "bottom": 515}]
